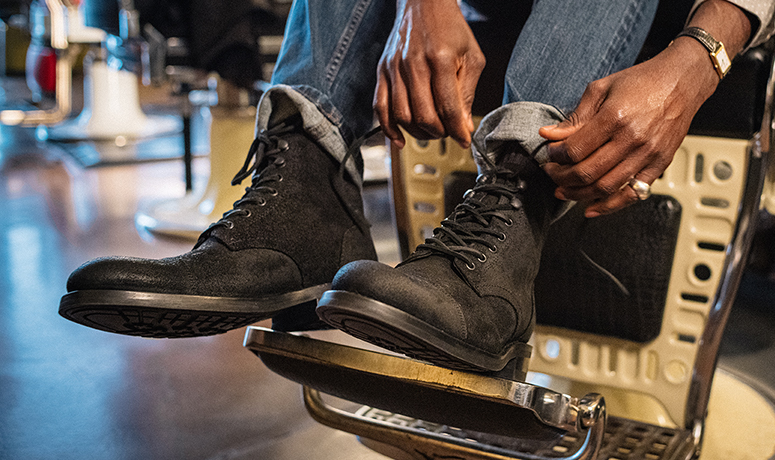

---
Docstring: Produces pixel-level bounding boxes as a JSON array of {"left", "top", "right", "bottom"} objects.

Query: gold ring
[{"left": 628, "top": 177, "right": 651, "bottom": 200}]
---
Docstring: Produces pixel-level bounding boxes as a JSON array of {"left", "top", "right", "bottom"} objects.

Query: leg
[
  {"left": 59, "top": 0, "right": 394, "bottom": 337},
  {"left": 257, "top": 0, "right": 395, "bottom": 184},
  {"left": 476, "top": 0, "right": 659, "bottom": 168},
  {"left": 318, "top": 0, "right": 659, "bottom": 373}
]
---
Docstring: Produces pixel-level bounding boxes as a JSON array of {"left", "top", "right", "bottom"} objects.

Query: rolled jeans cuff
[
  {"left": 472, "top": 101, "right": 574, "bottom": 220},
  {"left": 472, "top": 101, "right": 566, "bottom": 169},
  {"left": 255, "top": 84, "right": 362, "bottom": 188}
]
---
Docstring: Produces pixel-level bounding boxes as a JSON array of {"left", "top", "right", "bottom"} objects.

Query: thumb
[
  {"left": 539, "top": 83, "right": 606, "bottom": 140},
  {"left": 539, "top": 117, "right": 581, "bottom": 141}
]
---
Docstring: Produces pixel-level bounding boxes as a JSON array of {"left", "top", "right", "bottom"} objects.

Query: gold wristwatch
[{"left": 677, "top": 26, "right": 731, "bottom": 79}]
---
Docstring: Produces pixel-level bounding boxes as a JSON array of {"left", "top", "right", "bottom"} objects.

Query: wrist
[
  {"left": 665, "top": 37, "right": 720, "bottom": 99},
  {"left": 676, "top": 27, "right": 731, "bottom": 79},
  {"left": 686, "top": 0, "right": 752, "bottom": 58}
]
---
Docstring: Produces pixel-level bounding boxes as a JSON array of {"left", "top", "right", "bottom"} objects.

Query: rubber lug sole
[
  {"left": 59, "top": 284, "right": 331, "bottom": 338},
  {"left": 316, "top": 290, "right": 531, "bottom": 378}
]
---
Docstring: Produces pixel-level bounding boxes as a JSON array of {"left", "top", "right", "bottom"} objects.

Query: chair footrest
[
  {"left": 244, "top": 327, "right": 598, "bottom": 439},
  {"left": 306, "top": 389, "right": 692, "bottom": 460}
]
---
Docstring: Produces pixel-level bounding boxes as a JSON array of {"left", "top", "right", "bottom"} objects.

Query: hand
[
  {"left": 539, "top": 40, "right": 719, "bottom": 217},
  {"left": 373, "top": 0, "right": 485, "bottom": 149},
  {"left": 540, "top": 0, "right": 751, "bottom": 218}
]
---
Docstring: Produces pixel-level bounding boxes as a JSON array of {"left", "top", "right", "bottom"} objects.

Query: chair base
[
  {"left": 307, "top": 388, "right": 681, "bottom": 460},
  {"left": 135, "top": 106, "right": 257, "bottom": 240},
  {"left": 306, "top": 368, "right": 775, "bottom": 460}
]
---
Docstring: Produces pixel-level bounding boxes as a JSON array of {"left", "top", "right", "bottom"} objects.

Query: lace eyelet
[
  {"left": 465, "top": 262, "right": 476, "bottom": 270},
  {"left": 505, "top": 219, "right": 514, "bottom": 226},
  {"left": 488, "top": 246, "right": 498, "bottom": 253},
  {"left": 277, "top": 139, "right": 289, "bottom": 151},
  {"left": 243, "top": 210, "right": 252, "bottom": 218},
  {"left": 274, "top": 158, "right": 286, "bottom": 167},
  {"left": 477, "top": 254, "right": 487, "bottom": 263},
  {"left": 276, "top": 175, "right": 283, "bottom": 182},
  {"left": 498, "top": 232, "right": 506, "bottom": 241},
  {"left": 225, "top": 220, "right": 234, "bottom": 229},
  {"left": 258, "top": 198, "right": 267, "bottom": 206},
  {"left": 267, "top": 188, "right": 279, "bottom": 197}
]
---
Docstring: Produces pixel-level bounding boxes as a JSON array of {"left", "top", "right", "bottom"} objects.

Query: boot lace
[
  {"left": 195, "top": 124, "right": 381, "bottom": 248},
  {"left": 195, "top": 123, "right": 294, "bottom": 247},
  {"left": 404, "top": 167, "right": 527, "bottom": 270}
]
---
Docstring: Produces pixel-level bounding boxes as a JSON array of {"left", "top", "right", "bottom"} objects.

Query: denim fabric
[
  {"left": 472, "top": 101, "right": 574, "bottom": 220},
  {"left": 258, "top": 0, "right": 658, "bottom": 185},
  {"left": 472, "top": 102, "right": 565, "bottom": 169},
  {"left": 503, "top": 0, "right": 658, "bottom": 113}
]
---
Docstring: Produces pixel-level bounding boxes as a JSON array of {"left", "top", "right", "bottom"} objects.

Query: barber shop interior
[{"left": 2, "top": 0, "right": 775, "bottom": 458}]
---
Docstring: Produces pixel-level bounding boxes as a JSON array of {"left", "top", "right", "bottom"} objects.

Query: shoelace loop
[
  {"left": 195, "top": 124, "right": 383, "bottom": 248},
  {"left": 194, "top": 123, "right": 294, "bottom": 247},
  {"left": 404, "top": 169, "right": 527, "bottom": 269}
]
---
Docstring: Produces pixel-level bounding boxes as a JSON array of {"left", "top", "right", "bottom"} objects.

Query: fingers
[
  {"left": 375, "top": 56, "right": 482, "bottom": 149},
  {"left": 583, "top": 166, "right": 662, "bottom": 217},
  {"left": 374, "top": 66, "right": 405, "bottom": 148},
  {"left": 372, "top": 7, "right": 484, "bottom": 151},
  {"left": 545, "top": 137, "right": 647, "bottom": 197},
  {"left": 544, "top": 139, "right": 673, "bottom": 217},
  {"left": 376, "top": 53, "right": 441, "bottom": 148},
  {"left": 432, "top": 51, "right": 484, "bottom": 147}
]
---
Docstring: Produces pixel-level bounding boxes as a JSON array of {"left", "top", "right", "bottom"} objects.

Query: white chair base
[{"left": 136, "top": 106, "right": 257, "bottom": 240}]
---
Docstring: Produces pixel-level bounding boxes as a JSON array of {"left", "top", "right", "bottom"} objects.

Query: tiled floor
[{"left": 1, "top": 78, "right": 774, "bottom": 459}]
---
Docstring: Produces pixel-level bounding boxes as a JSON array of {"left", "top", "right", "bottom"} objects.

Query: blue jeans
[{"left": 256, "top": 0, "right": 658, "bottom": 184}]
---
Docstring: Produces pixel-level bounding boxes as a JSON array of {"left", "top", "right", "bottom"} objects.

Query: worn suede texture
[
  {"left": 332, "top": 151, "right": 559, "bottom": 355},
  {"left": 67, "top": 131, "right": 377, "bottom": 299}
]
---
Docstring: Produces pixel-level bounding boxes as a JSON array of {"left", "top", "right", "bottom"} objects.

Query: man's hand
[
  {"left": 540, "top": 0, "right": 751, "bottom": 217},
  {"left": 539, "top": 43, "right": 716, "bottom": 217},
  {"left": 374, "top": 0, "right": 485, "bottom": 149}
]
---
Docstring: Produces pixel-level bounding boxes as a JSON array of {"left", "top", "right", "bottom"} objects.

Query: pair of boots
[{"left": 60, "top": 122, "right": 558, "bottom": 374}]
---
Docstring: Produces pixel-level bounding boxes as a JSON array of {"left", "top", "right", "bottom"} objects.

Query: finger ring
[{"left": 628, "top": 177, "right": 651, "bottom": 200}]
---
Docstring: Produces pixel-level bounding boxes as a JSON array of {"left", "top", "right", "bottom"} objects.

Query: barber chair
[
  {"left": 243, "top": 19, "right": 775, "bottom": 460},
  {"left": 134, "top": 77, "right": 256, "bottom": 239},
  {"left": 0, "top": 0, "right": 86, "bottom": 126},
  {"left": 41, "top": 0, "right": 181, "bottom": 142},
  {"left": 134, "top": 3, "right": 290, "bottom": 239}
]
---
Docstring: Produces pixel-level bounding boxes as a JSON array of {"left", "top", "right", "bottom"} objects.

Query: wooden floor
[{"left": 1, "top": 77, "right": 774, "bottom": 459}]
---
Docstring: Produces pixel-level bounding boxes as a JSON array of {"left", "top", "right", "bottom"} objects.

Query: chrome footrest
[
  {"left": 304, "top": 387, "right": 606, "bottom": 460},
  {"left": 244, "top": 327, "right": 606, "bottom": 444},
  {"left": 305, "top": 387, "right": 694, "bottom": 460}
]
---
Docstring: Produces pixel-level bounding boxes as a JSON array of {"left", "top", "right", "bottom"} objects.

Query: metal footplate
[
  {"left": 305, "top": 391, "right": 693, "bottom": 460},
  {"left": 244, "top": 327, "right": 608, "bottom": 458}
]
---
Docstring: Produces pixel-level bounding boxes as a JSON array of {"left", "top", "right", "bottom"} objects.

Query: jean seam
[
  {"left": 325, "top": 0, "right": 372, "bottom": 89},
  {"left": 594, "top": 0, "right": 647, "bottom": 78}
]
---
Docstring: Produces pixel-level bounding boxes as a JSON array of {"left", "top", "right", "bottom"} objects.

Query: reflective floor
[{"left": 1, "top": 78, "right": 775, "bottom": 459}]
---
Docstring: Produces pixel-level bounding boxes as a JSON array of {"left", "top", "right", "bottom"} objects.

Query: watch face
[
  {"left": 712, "top": 45, "right": 732, "bottom": 77},
  {"left": 716, "top": 49, "right": 731, "bottom": 73}
]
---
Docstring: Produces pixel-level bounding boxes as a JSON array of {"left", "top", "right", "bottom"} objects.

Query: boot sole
[
  {"left": 59, "top": 284, "right": 331, "bottom": 338},
  {"left": 316, "top": 290, "right": 532, "bottom": 378}
]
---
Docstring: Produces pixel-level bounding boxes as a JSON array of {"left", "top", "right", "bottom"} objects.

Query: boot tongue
[{"left": 497, "top": 148, "right": 532, "bottom": 173}]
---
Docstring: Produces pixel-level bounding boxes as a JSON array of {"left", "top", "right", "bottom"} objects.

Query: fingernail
[
  {"left": 555, "top": 189, "right": 567, "bottom": 200},
  {"left": 542, "top": 124, "right": 558, "bottom": 129},
  {"left": 586, "top": 210, "right": 600, "bottom": 218}
]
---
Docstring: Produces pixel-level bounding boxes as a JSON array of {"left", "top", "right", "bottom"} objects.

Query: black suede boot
[
  {"left": 317, "top": 149, "right": 558, "bottom": 374},
  {"left": 60, "top": 123, "right": 377, "bottom": 337}
]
